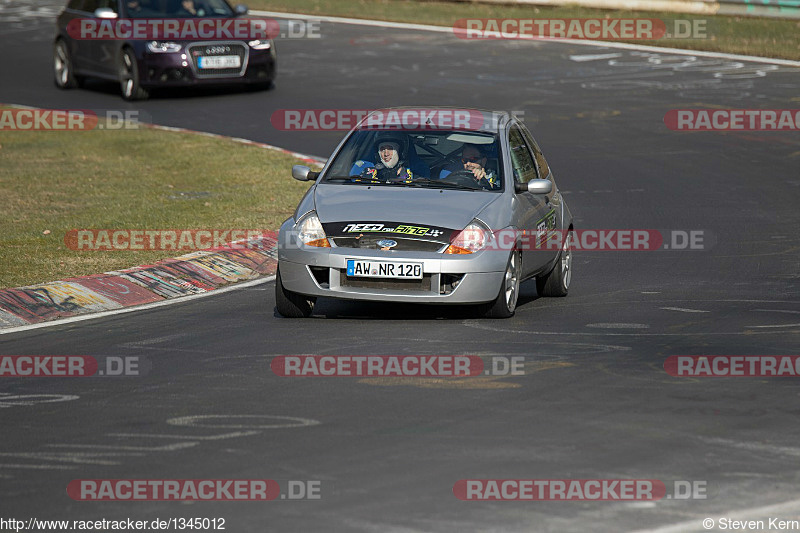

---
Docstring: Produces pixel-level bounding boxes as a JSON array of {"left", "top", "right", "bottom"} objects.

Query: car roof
[{"left": 356, "top": 107, "right": 512, "bottom": 134}]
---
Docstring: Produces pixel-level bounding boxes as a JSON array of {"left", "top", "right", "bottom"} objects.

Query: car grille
[
  {"left": 187, "top": 42, "right": 248, "bottom": 78},
  {"left": 340, "top": 273, "right": 433, "bottom": 292},
  {"left": 331, "top": 236, "right": 445, "bottom": 252}
]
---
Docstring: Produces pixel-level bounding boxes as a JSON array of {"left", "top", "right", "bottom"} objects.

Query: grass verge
[
  {"left": 0, "top": 112, "right": 315, "bottom": 289},
  {"left": 250, "top": 0, "right": 800, "bottom": 60}
]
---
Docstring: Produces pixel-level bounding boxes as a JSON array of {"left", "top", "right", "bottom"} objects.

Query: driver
[
  {"left": 180, "top": 0, "right": 197, "bottom": 14},
  {"left": 350, "top": 133, "right": 415, "bottom": 183},
  {"left": 439, "top": 144, "right": 499, "bottom": 190}
]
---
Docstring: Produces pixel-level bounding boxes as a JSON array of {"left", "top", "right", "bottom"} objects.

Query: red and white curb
[{"left": 0, "top": 108, "right": 325, "bottom": 333}]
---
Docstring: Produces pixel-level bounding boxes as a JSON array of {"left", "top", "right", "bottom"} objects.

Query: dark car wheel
[
  {"left": 484, "top": 251, "right": 521, "bottom": 318},
  {"left": 275, "top": 267, "right": 315, "bottom": 318},
  {"left": 536, "top": 228, "right": 573, "bottom": 297},
  {"left": 54, "top": 40, "right": 80, "bottom": 89},
  {"left": 119, "top": 48, "right": 149, "bottom": 101}
]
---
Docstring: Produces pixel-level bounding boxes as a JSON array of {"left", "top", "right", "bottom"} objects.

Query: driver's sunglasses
[{"left": 462, "top": 155, "right": 484, "bottom": 163}]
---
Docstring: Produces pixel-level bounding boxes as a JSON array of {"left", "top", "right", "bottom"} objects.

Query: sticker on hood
[{"left": 324, "top": 222, "right": 451, "bottom": 239}]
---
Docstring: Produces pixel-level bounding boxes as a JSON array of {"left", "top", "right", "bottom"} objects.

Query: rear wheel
[
  {"left": 54, "top": 40, "right": 79, "bottom": 89},
  {"left": 536, "top": 228, "right": 573, "bottom": 297},
  {"left": 119, "top": 48, "right": 149, "bottom": 101},
  {"left": 484, "top": 251, "right": 521, "bottom": 318},
  {"left": 275, "top": 267, "right": 315, "bottom": 318}
]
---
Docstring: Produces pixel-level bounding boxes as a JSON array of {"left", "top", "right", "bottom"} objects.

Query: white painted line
[
  {"left": 47, "top": 442, "right": 198, "bottom": 452},
  {"left": 255, "top": 10, "right": 452, "bottom": 33},
  {"left": 0, "top": 275, "right": 275, "bottom": 336},
  {"left": 0, "top": 452, "right": 135, "bottom": 465},
  {"left": 746, "top": 323, "right": 800, "bottom": 328},
  {"left": 108, "top": 431, "right": 260, "bottom": 440},
  {"left": 569, "top": 53, "right": 623, "bottom": 61},
  {"left": 463, "top": 320, "right": 796, "bottom": 336},
  {"left": 586, "top": 323, "right": 651, "bottom": 329},
  {"left": 699, "top": 437, "right": 800, "bottom": 457},
  {"left": 0, "top": 463, "right": 76, "bottom": 470},
  {"left": 167, "top": 414, "right": 321, "bottom": 429},
  {"left": 631, "top": 498, "right": 800, "bottom": 533},
  {"left": 754, "top": 309, "right": 800, "bottom": 314},
  {"left": 255, "top": 10, "right": 800, "bottom": 67},
  {"left": 118, "top": 333, "right": 189, "bottom": 346},
  {"left": 0, "top": 394, "right": 80, "bottom": 408},
  {"left": 660, "top": 307, "right": 710, "bottom": 313},
  {"left": 145, "top": 123, "right": 327, "bottom": 165}
]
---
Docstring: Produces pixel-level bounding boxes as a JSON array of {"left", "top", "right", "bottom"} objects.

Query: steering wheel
[{"left": 443, "top": 169, "right": 484, "bottom": 189}]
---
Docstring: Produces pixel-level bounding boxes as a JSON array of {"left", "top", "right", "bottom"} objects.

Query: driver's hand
[{"left": 469, "top": 166, "right": 486, "bottom": 181}]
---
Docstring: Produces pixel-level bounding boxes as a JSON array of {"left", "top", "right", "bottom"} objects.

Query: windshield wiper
[
  {"left": 324, "top": 176, "right": 402, "bottom": 184},
  {"left": 409, "top": 178, "right": 482, "bottom": 191},
  {"left": 326, "top": 176, "right": 416, "bottom": 186}
]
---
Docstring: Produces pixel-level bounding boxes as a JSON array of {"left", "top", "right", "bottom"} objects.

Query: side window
[
  {"left": 83, "top": 0, "right": 101, "bottom": 12},
  {"left": 67, "top": 0, "right": 86, "bottom": 10},
  {"left": 508, "top": 125, "right": 537, "bottom": 184},
  {"left": 521, "top": 126, "right": 551, "bottom": 180}
]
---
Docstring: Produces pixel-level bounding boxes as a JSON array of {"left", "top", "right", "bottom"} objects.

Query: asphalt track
[{"left": 2, "top": 3, "right": 800, "bottom": 531}]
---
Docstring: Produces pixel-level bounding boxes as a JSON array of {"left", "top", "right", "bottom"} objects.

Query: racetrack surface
[{"left": 2, "top": 3, "right": 800, "bottom": 531}]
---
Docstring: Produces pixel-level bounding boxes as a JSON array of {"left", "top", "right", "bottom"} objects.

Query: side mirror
[
  {"left": 234, "top": 4, "right": 248, "bottom": 15},
  {"left": 515, "top": 178, "right": 552, "bottom": 194},
  {"left": 292, "top": 165, "right": 319, "bottom": 182},
  {"left": 93, "top": 7, "right": 118, "bottom": 18}
]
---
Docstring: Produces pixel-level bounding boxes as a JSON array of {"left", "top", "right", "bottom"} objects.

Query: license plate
[
  {"left": 198, "top": 55, "right": 241, "bottom": 69},
  {"left": 346, "top": 259, "right": 422, "bottom": 279}
]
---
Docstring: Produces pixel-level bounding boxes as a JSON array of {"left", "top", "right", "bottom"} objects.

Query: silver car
[{"left": 276, "top": 108, "right": 574, "bottom": 318}]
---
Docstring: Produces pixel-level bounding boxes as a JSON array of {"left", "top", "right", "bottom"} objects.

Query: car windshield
[
  {"left": 323, "top": 129, "right": 503, "bottom": 192},
  {"left": 124, "top": 0, "right": 234, "bottom": 18}
]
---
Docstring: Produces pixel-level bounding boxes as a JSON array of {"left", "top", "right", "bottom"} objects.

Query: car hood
[{"left": 314, "top": 183, "right": 501, "bottom": 231}]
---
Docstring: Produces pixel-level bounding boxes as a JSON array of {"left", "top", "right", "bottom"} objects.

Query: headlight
[
  {"left": 147, "top": 41, "right": 182, "bottom": 53},
  {"left": 297, "top": 213, "right": 330, "bottom": 248},
  {"left": 248, "top": 39, "right": 272, "bottom": 50},
  {"left": 445, "top": 221, "right": 491, "bottom": 254}
]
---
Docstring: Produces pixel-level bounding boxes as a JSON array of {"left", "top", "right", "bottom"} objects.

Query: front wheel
[
  {"left": 484, "top": 251, "right": 521, "bottom": 318},
  {"left": 119, "top": 48, "right": 149, "bottom": 101},
  {"left": 536, "top": 228, "right": 573, "bottom": 297},
  {"left": 275, "top": 267, "right": 315, "bottom": 318},
  {"left": 54, "top": 40, "right": 79, "bottom": 89}
]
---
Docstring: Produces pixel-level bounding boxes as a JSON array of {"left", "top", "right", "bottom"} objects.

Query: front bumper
[
  {"left": 278, "top": 241, "right": 508, "bottom": 305},
  {"left": 139, "top": 45, "right": 275, "bottom": 87}
]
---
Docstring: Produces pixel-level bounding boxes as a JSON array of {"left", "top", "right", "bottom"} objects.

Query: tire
[
  {"left": 275, "top": 267, "right": 315, "bottom": 318},
  {"left": 119, "top": 48, "right": 149, "bottom": 101},
  {"left": 53, "top": 40, "right": 79, "bottom": 89},
  {"left": 484, "top": 251, "right": 521, "bottom": 318},
  {"left": 536, "top": 227, "right": 573, "bottom": 297}
]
